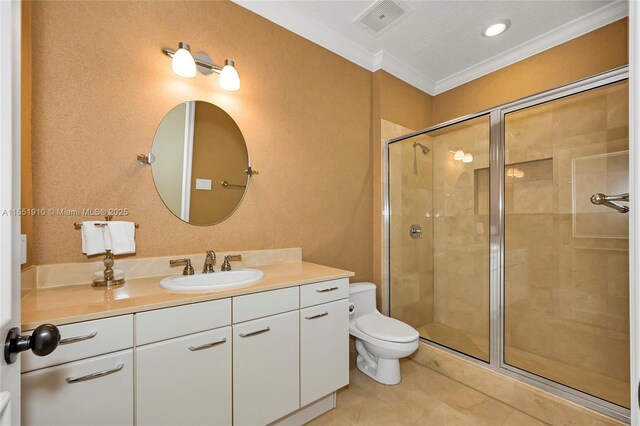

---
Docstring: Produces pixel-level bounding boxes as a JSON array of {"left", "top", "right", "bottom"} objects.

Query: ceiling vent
[{"left": 354, "top": 0, "right": 412, "bottom": 37}]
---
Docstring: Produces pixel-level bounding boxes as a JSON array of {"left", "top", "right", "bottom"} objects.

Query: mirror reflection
[{"left": 151, "top": 101, "right": 249, "bottom": 226}]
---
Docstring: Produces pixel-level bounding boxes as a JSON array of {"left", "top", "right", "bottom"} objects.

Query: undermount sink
[{"left": 160, "top": 269, "right": 264, "bottom": 292}]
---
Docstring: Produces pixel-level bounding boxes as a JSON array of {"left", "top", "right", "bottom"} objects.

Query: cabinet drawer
[
  {"left": 300, "top": 300, "right": 350, "bottom": 406},
  {"left": 300, "top": 278, "right": 349, "bottom": 308},
  {"left": 22, "top": 315, "right": 133, "bottom": 373},
  {"left": 137, "top": 327, "right": 232, "bottom": 426},
  {"left": 233, "top": 311, "right": 300, "bottom": 425},
  {"left": 136, "top": 298, "right": 231, "bottom": 345},
  {"left": 233, "top": 287, "right": 299, "bottom": 323},
  {"left": 22, "top": 349, "right": 133, "bottom": 426}
]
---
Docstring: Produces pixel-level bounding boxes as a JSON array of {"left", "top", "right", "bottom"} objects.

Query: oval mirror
[{"left": 150, "top": 101, "right": 249, "bottom": 226}]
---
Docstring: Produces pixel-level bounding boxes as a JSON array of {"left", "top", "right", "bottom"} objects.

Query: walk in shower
[{"left": 385, "top": 68, "right": 629, "bottom": 420}]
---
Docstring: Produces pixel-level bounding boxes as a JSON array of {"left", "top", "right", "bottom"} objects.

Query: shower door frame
[{"left": 384, "top": 66, "right": 630, "bottom": 422}]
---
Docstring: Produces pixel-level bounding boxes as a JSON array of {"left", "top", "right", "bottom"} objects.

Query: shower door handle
[{"left": 590, "top": 192, "right": 629, "bottom": 213}]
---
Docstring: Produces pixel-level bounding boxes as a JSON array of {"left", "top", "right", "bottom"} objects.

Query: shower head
[{"left": 413, "top": 142, "right": 431, "bottom": 154}]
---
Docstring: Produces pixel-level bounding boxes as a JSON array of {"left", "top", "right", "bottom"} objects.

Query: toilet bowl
[{"left": 349, "top": 282, "right": 419, "bottom": 385}]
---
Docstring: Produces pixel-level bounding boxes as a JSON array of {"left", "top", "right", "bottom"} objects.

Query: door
[
  {"left": 0, "top": 1, "right": 22, "bottom": 424},
  {"left": 631, "top": 1, "right": 640, "bottom": 422},
  {"left": 233, "top": 311, "right": 299, "bottom": 426},
  {"left": 300, "top": 299, "right": 349, "bottom": 406},
  {"left": 387, "top": 114, "right": 492, "bottom": 362},
  {"left": 502, "top": 80, "right": 630, "bottom": 411},
  {"left": 136, "top": 327, "right": 232, "bottom": 426}
]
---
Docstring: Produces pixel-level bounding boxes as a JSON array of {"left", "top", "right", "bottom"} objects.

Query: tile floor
[
  {"left": 308, "top": 359, "right": 547, "bottom": 426},
  {"left": 418, "top": 321, "right": 629, "bottom": 408}
]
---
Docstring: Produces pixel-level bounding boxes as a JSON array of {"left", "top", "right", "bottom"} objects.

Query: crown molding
[
  {"left": 232, "top": 0, "right": 377, "bottom": 71},
  {"left": 433, "top": 0, "right": 629, "bottom": 94},
  {"left": 233, "top": 0, "right": 628, "bottom": 97},
  {"left": 373, "top": 50, "right": 436, "bottom": 94}
]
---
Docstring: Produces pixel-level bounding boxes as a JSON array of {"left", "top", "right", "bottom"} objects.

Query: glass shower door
[
  {"left": 388, "top": 115, "right": 491, "bottom": 362},
  {"left": 503, "top": 81, "right": 629, "bottom": 408}
]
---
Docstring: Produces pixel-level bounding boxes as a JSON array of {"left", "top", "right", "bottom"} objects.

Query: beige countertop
[{"left": 22, "top": 261, "right": 354, "bottom": 330}]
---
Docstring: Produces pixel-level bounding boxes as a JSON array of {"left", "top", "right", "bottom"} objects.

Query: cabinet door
[
  {"left": 300, "top": 299, "right": 349, "bottom": 406},
  {"left": 233, "top": 311, "right": 299, "bottom": 426},
  {"left": 21, "top": 350, "right": 133, "bottom": 426},
  {"left": 136, "top": 327, "right": 232, "bottom": 426}
]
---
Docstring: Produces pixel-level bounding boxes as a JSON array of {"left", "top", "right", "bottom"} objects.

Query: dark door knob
[{"left": 4, "top": 323, "right": 60, "bottom": 364}]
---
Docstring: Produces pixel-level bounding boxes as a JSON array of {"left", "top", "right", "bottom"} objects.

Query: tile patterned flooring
[
  {"left": 308, "top": 359, "right": 547, "bottom": 426},
  {"left": 417, "top": 322, "right": 629, "bottom": 408}
]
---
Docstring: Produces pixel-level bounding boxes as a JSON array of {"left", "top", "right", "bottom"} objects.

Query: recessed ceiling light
[{"left": 482, "top": 19, "right": 511, "bottom": 37}]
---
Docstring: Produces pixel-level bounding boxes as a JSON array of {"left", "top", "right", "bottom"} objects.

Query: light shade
[
  {"left": 462, "top": 153, "right": 473, "bottom": 163},
  {"left": 219, "top": 59, "right": 240, "bottom": 91},
  {"left": 172, "top": 42, "right": 196, "bottom": 78},
  {"left": 454, "top": 150, "right": 465, "bottom": 161},
  {"left": 482, "top": 19, "right": 511, "bottom": 37}
]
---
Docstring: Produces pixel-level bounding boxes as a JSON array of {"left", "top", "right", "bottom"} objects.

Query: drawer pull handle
[
  {"left": 305, "top": 312, "right": 329, "bottom": 320},
  {"left": 59, "top": 331, "right": 98, "bottom": 345},
  {"left": 66, "top": 363, "right": 124, "bottom": 384},
  {"left": 239, "top": 327, "right": 270, "bottom": 338},
  {"left": 188, "top": 338, "right": 227, "bottom": 351},
  {"left": 316, "top": 286, "right": 339, "bottom": 293}
]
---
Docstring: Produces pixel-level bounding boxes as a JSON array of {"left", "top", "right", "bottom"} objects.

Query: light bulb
[
  {"left": 462, "top": 153, "right": 473, "bottom": 163},
  {"left": 172, "top": 42, "right": 196, "bottom": 78},
  {"left": 454, "top": 150, "right": 465, "bottom": 161},
  {"left": 219, "top": 59, "right": 240, "bottom": 91},
  {"left": 514, "top": 169, "right": 525, "bottom": 178},
  {"left": 506, "top": 168, "right": 514, "bottom": 177}
]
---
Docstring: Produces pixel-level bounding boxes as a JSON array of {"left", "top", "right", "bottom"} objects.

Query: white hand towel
[
  {"left": 81, "top": 221, "right": 108, "bottom": 256},
  {"left": 107, "top": 221, "right": 136, "bottom": 255}
]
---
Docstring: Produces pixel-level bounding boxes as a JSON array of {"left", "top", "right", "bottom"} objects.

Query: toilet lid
[{"left": 355, "top": 313, "right": 419, "bottom": 343}]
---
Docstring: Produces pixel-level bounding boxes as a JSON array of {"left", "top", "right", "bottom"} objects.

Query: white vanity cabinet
[
  {"left": 136, "top": 327, "right": 232, "bottom": 425},
  {"left": 21, "top": 315, "right": 134, "bottom": 426},
  {"left": 299, "top": 278, "right": 349, "bottom": 406},
  {"left": 135, "top": 299, "right": 233, "bottom": 426},
  {"left": 21, "top": 275, "right": 351, "bottom": 426},
  {"left": 300, "top": 299, "right": 350, "bottom": 406},
  {"left": 232, "top": 288, "right": 300, "bottom": 426}
]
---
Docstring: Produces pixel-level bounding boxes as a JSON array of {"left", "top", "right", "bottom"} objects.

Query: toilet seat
[{"left": 355, "top": 312, "right": 419, "bottom": 343}]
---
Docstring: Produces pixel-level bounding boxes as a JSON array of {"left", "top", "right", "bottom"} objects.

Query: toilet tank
[{"left": 349, "top": 282, "right": 377, "bottom": 319}]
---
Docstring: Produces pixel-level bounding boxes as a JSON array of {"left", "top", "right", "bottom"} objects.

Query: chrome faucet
[
  {"left": 203, "top": 251, "right": 216, "bottom": 273},
  {"left": 169, "top": 258, "right": 194, "bottom": 276},
  {"left": 221, "top": 255, "right": 242, "bottom": 271}
]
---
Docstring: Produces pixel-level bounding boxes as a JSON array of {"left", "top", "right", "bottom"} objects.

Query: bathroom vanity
[{"left": 20, "top": 261, "right": 353, "bottom": 426}]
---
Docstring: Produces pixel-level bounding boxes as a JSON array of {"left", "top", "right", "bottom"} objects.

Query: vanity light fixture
[
  {"left": 482, "top": 19, "right": 511, "bottom": 37},
  {"left": 171, "top": 42, "right": 197, "bottom": 78},
  {"left": 162, "top": 42, "right": 241, "bottom": 91}
]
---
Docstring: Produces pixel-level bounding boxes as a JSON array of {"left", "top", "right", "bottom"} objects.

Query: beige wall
[
  {"left": 28, "top": 1, "right": 373, "bottom": 281},
  {"left": 433, "top": 18, "right": 628, "bottom": 124}
]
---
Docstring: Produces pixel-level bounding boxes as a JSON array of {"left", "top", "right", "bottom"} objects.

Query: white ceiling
[{"left": 232, "top": 0, "right": 628, "bottom": 95}]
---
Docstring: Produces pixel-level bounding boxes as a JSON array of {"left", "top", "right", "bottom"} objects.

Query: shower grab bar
[{"left": 590, "top": 192, "right": 629, "bottom": 213}]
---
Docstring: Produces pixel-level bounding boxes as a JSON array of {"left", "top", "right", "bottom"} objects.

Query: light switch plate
[
  {"left": 21, "top": 234, "right": 27, "bottom": 265},
  {"left": 195, "top": 178, "right": 212, "bottom": 190}
]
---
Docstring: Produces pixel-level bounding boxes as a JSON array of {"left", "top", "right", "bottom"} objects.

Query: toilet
[{"left": 349, "top": 282, "right": 419, "bottom": 385}]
